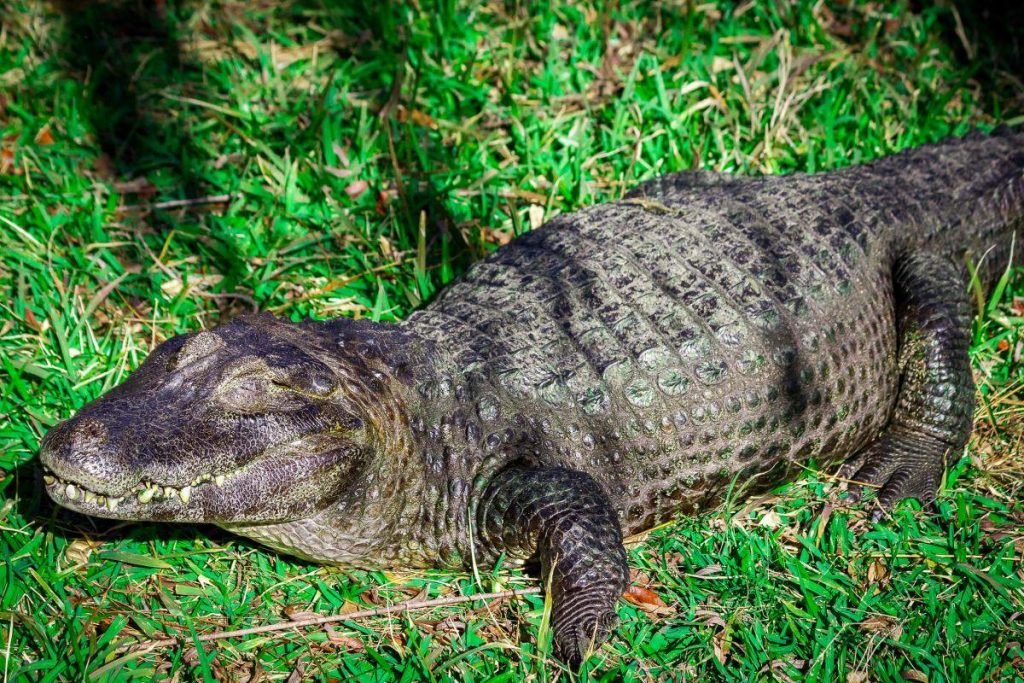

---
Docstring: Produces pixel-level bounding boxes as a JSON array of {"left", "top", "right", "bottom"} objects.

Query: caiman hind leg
[
  {"left": 840, "top": 253, "right": 975, "bottom": 521},
  {"left": 476, "top": 466, "right": 629, "bottom": 667}
]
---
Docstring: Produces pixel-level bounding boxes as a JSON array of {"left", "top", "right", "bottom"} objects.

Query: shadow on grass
[
  {"left": 936, "top": 0, "right": 1024, "bottom": 113},
  {"left": 56, "top": 0, "right": 207, "bottom": 200},
  {"left": 52, "top": 0, "right": 471, "bottom": 287}
]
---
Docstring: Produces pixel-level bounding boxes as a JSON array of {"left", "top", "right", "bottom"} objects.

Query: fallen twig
[
  {"left": 121, "top": 194, "right": 235, "bottom": 212},
  {"left": 129, "top": 587, "right": 541, "bottom": 652}
]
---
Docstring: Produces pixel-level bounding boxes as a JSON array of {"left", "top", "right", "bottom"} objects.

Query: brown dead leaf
[
  {"left": 182, "top": 647, "right": 202, "bottom": 667},
  {"left": 379, "top": 235, "right": 398, "bottom": 262},
  {"left": 528, "top": 204, "right": 545, "bottom": 230},
  {"left": 622, "top": 584, "right": 675, "bottom": 616},
  {"left": 160, "top": 274, "right": 224, "bottom": 298},
  {"left": 817, "top": 4, "right": 854, "bottom": 39},
  {"left": 376, "top": 190, "right": 392, "bottom": 215},
  {"left": 403, "top": 584, "right": 431, "bottom": 602},
  {"left": 712, "top": 628, "right": 731, "bottom": 664},
  {"left": 338, "top": 600, "right": 365, "bottom": 615},
  {"left": 859, "top": 615, "right": 903, "bottom": 641},
  {"left": 694, "top": 563, "right": 723, "bottom": 577},
  {"left": 345, "top": 180, "right": 369, "bottom": 199},
  {"left": 1, "top": 137, "right": 15, "bottom": 175},
  {"left": 846, "top": 672, "right": 870, "bottom": 683},
  {"left": 1011, "top": 297, "right": 1024, "bottom": 315},
  {"left": 431, "top": 615, "right": 467, "bottom": 635},
  {"left": 628, "top": 568, "right": 657, "bottom": 586},
  {"left": 22, "top": 307, "right": 43, "bottom": 332},
  {"left": 866, "top": 558, "right": 890, "bottom": 588},
  {"left": 695, "top": 608, "right": 727, "bottom": 629},
  {"left": 815, "top": 503, "right": 834, "bottom": 545},
  {"left": 324, "top": 626, "right": 365, "bottom": 651},
  {"left": 708, "top": 516, "right": 728, "bottom": 532},
  {"left": 710, "top": 56, "right": 734, "bottom": 74},
  {"left": 65, "top": 537, "right": 102, "bottom": 566},
  {"left": 761, "top": 658, "right": 806, "bottom": 681},
  {"left": 113, "top": 177, "right": 157, "bottom": 195},
  {"left": 285, "top": 659, "right": 305, "bottom": 683},
  {"left": 325, "top": 166, "right": 354, "bottom": 179},
  {"left": 214, "top": 153, "right": 243, "bottom": 169},
  {"left": 35, "top": 125, "right": 55, "bottom": 146},
  {"left": 902, "top": 670, "right": 928, "bottom": 682},
  {"left": 758, "top": 509, "right": 783, "bottom": 529},
  {"left": 480, "top": 227, "right": 512, "bottom": 246},
  {"left": 332, "top": 141, "right": 350, "bottom": 168},
  {"left": 396, "top": 105, "right": 437, "bottom": 129}
]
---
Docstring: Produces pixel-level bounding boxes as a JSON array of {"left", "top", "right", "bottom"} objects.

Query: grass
[{"left": 1, "top": 0, "right": 1023, "bottom": 680}]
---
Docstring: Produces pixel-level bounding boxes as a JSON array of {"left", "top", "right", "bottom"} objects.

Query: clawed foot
[
  {"left": 552, "top": 598, "right": 619, "bottom": 667},
  {"left": 837, "top": 433, "right": 948, "bottom": 523}
]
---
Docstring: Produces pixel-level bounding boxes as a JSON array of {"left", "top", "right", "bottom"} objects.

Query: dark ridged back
[{"left": 403, "top": 132, "right": 1024, "bottom": 546}]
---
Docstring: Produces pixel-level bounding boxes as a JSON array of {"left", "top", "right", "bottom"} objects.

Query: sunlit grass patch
[{"left": 1, "top": 0, "right": 1022, "bottom": 680}]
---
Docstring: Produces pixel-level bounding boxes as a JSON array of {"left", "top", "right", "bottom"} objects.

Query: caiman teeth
[{"left": 43, "top": 467, "right": 229, "bottom": 507}]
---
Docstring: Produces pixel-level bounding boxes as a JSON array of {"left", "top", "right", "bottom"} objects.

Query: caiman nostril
[{"left": 71, "top": 419, "right": 108, "bottom": 447}]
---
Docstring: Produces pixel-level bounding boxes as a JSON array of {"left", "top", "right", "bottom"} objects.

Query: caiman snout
[
  {"left": 40, "top": 415, "right": 135, "bottom": 496},
  {"left": 41, "top": 416, "right": 107, "bottom": 459},
  {"left": 69, "top": 417, "right": 108, "bottom": 447}
]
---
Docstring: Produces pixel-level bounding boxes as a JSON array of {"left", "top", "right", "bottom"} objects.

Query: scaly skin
[{"left": 40, "top": 131, "right": 1024, "bottom": 665}]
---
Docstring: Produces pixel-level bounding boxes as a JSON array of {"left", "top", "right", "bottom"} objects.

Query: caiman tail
[{"left": 863, "top": 128, "right": 1024, "bottom": 285}]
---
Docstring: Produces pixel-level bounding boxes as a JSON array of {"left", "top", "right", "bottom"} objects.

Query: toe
[
  {"left": 874, "top": 468, "right": 914, "bottom": 512},
  {"left": 553, "top": 608, "right": 618, "bottom": 667},
  {"left": 837, "top": 454, "right": 866, "bottom": 481}
]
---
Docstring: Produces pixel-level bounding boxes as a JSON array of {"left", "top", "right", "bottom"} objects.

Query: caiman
[{"left": 39, "top": 130, "right": 1024, "bottom": 665}]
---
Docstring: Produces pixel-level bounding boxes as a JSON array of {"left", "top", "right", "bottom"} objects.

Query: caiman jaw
[{"left": 42, "top": 466, "right": 229, "bottom": 513}]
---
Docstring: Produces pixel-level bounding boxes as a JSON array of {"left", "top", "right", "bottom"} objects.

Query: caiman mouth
[
  {"left": 42, "top": 465, "right": 230, "bottom": 512},
  {"left": 41, "top": 430, "right": 357, "bottom": 523}
]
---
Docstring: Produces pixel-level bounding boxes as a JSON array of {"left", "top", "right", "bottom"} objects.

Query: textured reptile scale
[{"left": 410, "top": 173, "right": 907, "bottom": 537}]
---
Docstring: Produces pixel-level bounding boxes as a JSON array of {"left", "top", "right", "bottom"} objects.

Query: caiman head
[{"left": 39, "top": 313, "right": 416, "bottom": 530}]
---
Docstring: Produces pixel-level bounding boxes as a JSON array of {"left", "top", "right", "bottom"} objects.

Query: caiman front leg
[
  {"left": 476, "top": 466, "right": 629, "bottom": 666},
  {"left": 840, "top": 252, "right": 975, "bottom": 521}
]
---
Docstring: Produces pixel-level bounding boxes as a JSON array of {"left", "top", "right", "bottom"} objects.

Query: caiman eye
[
  {"left": 219, "top": 374, "right": 272, "bottom": 412},
  {"left": 272, "top": 362, "right": 337, "bottom": 398},
  {"left": 219, "top": 373, "right": 305, "bottom": 414}
]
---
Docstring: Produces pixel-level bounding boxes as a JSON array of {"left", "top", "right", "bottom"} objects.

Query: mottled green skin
[{"left": 40, "top": 131, "right": 1024, "bottom": 665}]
